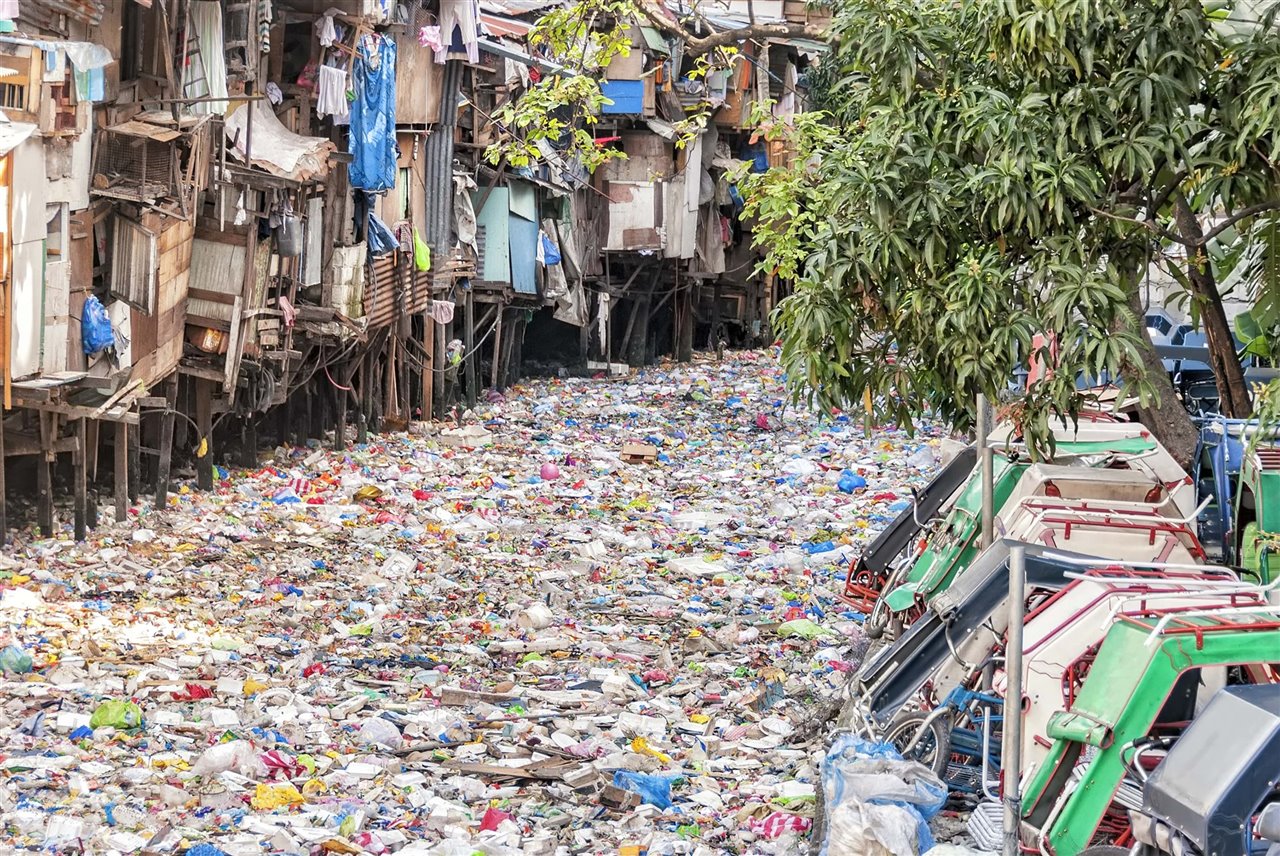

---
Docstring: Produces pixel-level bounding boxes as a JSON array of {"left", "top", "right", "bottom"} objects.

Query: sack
[{"left": 414, "top": 228, "right": 432, "bottom": 271}]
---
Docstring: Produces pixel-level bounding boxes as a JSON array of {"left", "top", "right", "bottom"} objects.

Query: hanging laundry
[
  {"left": 265, "top": 82, "right": 283, "bottom": 105},
  {"left": 418, "top": 25, "right": 443, "bottom": 53},
  {"left": 316, "top": 65, "right": 350, "bottom": 122},
  {"left": 259, "top": 0, "right": 273, "bottom": 53},
  {"left": 596, "top": 291, "right": 611, "bottom": 349},
  {"left": 436, "top": 0, "right": 479, "bottom": 64},
  {"left": 277, "top": 295, "right": 297, "bottom": 328},
  {"left": 315, "top": 10, "right": 337, "bottom": 47},
  {"left": 184, "top": 1, "right": 229, "bottom": 115},
  {"left": 428, "top": 300, "right": 455, "bottom": 326},
  {"left": 367, "top": 210, "right": 399, "bottom": 257},
  {"left": 349, "top": 33, "right": 397, "bottom": 192}
]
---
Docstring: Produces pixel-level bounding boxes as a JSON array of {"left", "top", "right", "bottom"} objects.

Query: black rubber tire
[
  {"left": 882, "top": 711, "right": 951, "bottom": 778},
  {"left": 865, "top": 608, "right": 888, "bottom": 639}
]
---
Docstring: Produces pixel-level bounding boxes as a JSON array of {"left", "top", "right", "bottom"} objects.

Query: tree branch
[
  {"left": 632, "top": 0, "right": 828, "bottom": 56},
  {"left": 1088, "top": 206, "right": 1189, "bottom": 246},
  {"left": 1199, "top": 200, "right": 1280, "bottom": 245}
]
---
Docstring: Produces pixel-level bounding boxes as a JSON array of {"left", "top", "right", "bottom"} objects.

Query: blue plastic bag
[
  {"left": 838, "top": 469, "right": 867, "bottom": 493},
  {"left": 540, "top": 232, "right": 562, "bottom": 265},
  {"left": 820, "top": 735, "right": 948, "bottom": 856},
  {"left": 81, "top": 294, "right": 114, "bottom": 355},
  {"left": 612, "top": 770, "right": 680, "bottom": 809}
]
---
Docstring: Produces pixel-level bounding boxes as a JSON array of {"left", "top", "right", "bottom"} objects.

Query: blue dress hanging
[{"left": 349, "top": 33, "right": 398, "bottom": 192}]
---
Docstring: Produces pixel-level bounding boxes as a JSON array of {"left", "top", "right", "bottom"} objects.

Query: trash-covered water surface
[{"left": 0, "top": 351, "right": 943, "bottom": 855}]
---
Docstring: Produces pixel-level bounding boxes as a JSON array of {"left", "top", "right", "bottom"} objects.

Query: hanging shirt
[{"left": 349, "top": 33, "right": 397, "bottom": 192}]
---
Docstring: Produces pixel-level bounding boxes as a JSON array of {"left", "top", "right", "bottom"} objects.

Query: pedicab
[
  {"left": 1109, "top": 683, "right": 1280, "bottom": 856},
  {"left": 1019, "top": 609, "right": 1280, "bottom": 855}
]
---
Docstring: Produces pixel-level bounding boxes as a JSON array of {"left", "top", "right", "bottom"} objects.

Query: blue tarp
[{"left": 349, "top": 34, "right": 397, "bottom": 191}]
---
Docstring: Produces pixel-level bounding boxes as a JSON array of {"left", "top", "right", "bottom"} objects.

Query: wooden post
[
  {"left": 37, "top": 413, "right": 53, "bottom": 537},
  {"left": 433, "top": 317, "right": 446, "bottom": 420},
  {"left": 579, "top": 305, "right": 590, "bottom": 367},
  {"left": 74, "top": 418, "right": 87, "bottom": 542},
  {"left": 677, "top": 276, "right": 694, "bottom": 363},
  {"left": 357, "top": 353, "right": 371, "bottom": 442},
  {"left": 127, "top": 412, "right": 140, "bottom": 504},
  {"left": 0, "top": 406, "right": 7, "bottom": 543},
  {"left": 196, "top": 379, "right": 213, "bottom": 491},
  {"left": 490, "top": 307, "right": 503, "bottom": 390},
  {"left": 421, "top": 313, "right": 434, "bottom": 419},
  {"left": 239, "top": 416, "right": 258, "bottom": 468},
  {"left": 155, "top": 380, "right": 177, "bottom": 508},
  {"left": 114, "top": 421, "right": 128, "bottom": 522},
  {"left": 711, "top": 280, "right": 723, "bottom": 360},
  {"left": 335, "top": 366, "right": 348, "bottom": 451},
  {"left": 464, "top": 287, "right": 477, "bottom": 410}
]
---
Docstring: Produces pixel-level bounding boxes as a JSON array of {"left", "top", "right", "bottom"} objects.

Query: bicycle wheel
[{"left": 883, "top": 711, "right": 951, "bottom": 778}]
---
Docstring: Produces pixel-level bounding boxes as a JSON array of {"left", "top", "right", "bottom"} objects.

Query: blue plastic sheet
[{"left": 349, "top": 33, "right": 397, "bottom": 191}]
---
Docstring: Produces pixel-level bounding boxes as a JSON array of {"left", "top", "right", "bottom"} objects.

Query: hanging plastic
[
  {"left": 413, "top": 228, "right": 432, "bottom": 272},
  {"left": 81, "top": 294, "right": 115, "bottom": 356}
]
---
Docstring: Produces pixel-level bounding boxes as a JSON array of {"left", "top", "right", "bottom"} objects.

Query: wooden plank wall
[{"left": 129, "top": 214, "right": 193, "bottom": 387}]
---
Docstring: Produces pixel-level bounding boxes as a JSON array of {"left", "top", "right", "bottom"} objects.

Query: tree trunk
[
  {"left": 1125, "top": 285, "right": 1199, "bottom": 469},
  {"left": 1172, "top": 192, "right": 1251, "bottom": 418}
]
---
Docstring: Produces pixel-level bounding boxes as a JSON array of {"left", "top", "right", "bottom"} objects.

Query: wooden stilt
[
  {"left": 677, "top": 275, "right": 694, "bottom": 363},
  {"left": 335, "top": 369, "right": 348, "bottom": 451},
  {"left": 357, "top": 354, "right": 371, "bottom": 443},
  {"left": 629, "top": 279, "right": 655, "bottom": 368},
  {"left": 196, "top": 379, "right": 213, "bottom": 491},
  {"left": 421, "top": 313, "right": 434, "bottom": 419},
  {"left": 127, "top": 412, "right": 140, "bottom": 504},
  {"left": 0, "top": 407, "right": 7, "bottom": 543},
  {"left": 240, "top": 417, "right": 258, "bottom": 468},
  {"left": 490, "top": 308, "right": 503, "bottom": 390},
  {"left": 511, "top": 313, "right": 525, "bottom": 386},
  {"left": 433, "top": 318, "right": 447, "bottom": 420},
  {"left": 464, "top": 288, "right": 477, "bottom": 411},
  {"left": 37, "top": 413, "right": 53, "bottom": 537},
  {"left": 155, "top": 380, "right": 177, "bottom": 508},
  {"left": 74, "top": 418, "right": 87, "bottom": 542},
  {"left": 711, "top": 280, "right": 723, "bottom": 359},
  {"left": 278, "top": 393, "right": 290, "bottom": 447},
  {"left": 114, "top": 421, "right": 128, "bottom": 522}
]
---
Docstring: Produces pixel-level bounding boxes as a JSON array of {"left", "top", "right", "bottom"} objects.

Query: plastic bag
[
  {"left": 359, "top": 714, "right": 403, "bottom": 748},
  {"left": 778, "top": 618, "right": 832, "bottom": 639},
  {"left": 89, "top": 700, "right": 143, "bottom": 730},
  {"left": 192, "top": 740, "right": 261, "bottom": 777},
  {"left": 81, "top": 294, "right": 114, "bottom": 356},
  {"left": 820, "top": 735, "right": 947, "bottom": 856},
  {"left": 251, "top": 782, "right": 305, "bottom": 810},
  {"left": 414, "top": 228, "right": 432, "bottom": 271},
  {"left": 612, "top": 770, "right": 679, "bottom": 809},
  {"left": 838, "top": 470, "right": 868, "bottom": 493},
  {"left": 826, "top": 798, "right": 921, "bottom": 856},
  {"left": 540, "top": 231, "right": 561, "bottom": 266},
  {"left": 0, "top": 644, "right": 32, "bottom": 674}
]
